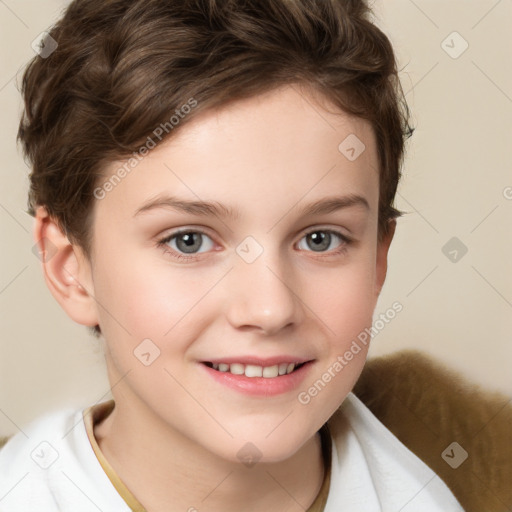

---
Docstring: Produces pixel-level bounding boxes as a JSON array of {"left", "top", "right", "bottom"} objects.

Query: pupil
[
  {"left": 308, "top": 231, "right": 330, "bottom": 252},
  {"left": 177, "top": 232, "right": 201, "bottom": 253}
]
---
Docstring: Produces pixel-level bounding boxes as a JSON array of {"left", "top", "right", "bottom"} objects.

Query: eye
[
  {"left": 157, "top": 227, "right": 352, "bottom": 262},
  {"left": 297, "top": 229, "right": 352, "bottom": 254},
  {"left": 157, "top": 229, "right": 215, "bottom": 260}
]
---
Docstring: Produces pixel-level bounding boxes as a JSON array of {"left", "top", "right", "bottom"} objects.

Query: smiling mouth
[{"left": 202, "top": 361, "right": 307, "bottom": 378}]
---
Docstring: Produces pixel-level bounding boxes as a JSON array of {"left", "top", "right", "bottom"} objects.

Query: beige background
[{"left": 1, "top": 0, "right": 511, "bottom": 436}]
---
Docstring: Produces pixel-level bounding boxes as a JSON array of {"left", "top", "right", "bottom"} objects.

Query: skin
[{"left": 34, "top": 83, "right": 395, "bottom": 512}]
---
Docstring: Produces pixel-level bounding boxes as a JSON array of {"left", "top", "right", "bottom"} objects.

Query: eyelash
[{"left": 156, "top": 227, "right": 353, "bottom": 262}]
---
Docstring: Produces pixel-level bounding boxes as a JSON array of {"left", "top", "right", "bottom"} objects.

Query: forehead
[
  {"left": 171, "top": 84, "right": 377, "bottom": 173},
  {"left": 96, "top": 85, "right": 379, "bottom": 221}
]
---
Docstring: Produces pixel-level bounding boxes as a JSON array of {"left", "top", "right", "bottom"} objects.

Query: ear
[
  {"left": 33, "top": 206, "right": 99, "bottom": 328},
  {"left": 374, "top": 219, "right": 396, "bottom": 299}
]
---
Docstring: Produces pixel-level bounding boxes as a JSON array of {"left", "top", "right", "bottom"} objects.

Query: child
[{"left": 0, "top": 0, "right": 464, "bottom": 510}]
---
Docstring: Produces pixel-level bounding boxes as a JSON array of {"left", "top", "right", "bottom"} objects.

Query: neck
[{"left": 94, "top": 393, "right": 325, "bottom": 512}]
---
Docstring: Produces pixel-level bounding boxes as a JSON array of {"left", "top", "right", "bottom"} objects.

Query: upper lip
[{"left": 202, "top": 356, "right": 313, "bottom": 366}]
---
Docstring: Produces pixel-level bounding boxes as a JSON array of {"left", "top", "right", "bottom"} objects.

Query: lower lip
[{"left": 200, "top": 362, "right": 314, "bottom": 396}]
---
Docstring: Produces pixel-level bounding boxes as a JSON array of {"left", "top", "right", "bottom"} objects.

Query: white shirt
[{"left": 0, "top": 393, "right": 463, "bottom": 511}]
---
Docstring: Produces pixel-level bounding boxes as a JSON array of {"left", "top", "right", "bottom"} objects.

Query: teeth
[
  {"left": 278, "top": 363, "right": 288, "bottom": 375},
  {"left": 262, "top": 365, "right": 279, "bottom": 378},
  {"left": 230, "top": 363, "right": 245, "bottom": 375},
  {"left": 245, "top": 365, "right": 262, "bottom": 378},
  {"left": 209, "top": 362, "right": 301, "bottom": 378}
]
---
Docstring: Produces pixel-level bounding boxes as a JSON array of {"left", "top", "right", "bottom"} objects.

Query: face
[{"left": 83, "top": 84, "right": 390, "bottom": 463}]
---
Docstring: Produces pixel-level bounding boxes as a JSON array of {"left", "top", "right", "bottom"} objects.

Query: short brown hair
[{"left": 18, "top": 0, "right": 414, "bottom": 337}]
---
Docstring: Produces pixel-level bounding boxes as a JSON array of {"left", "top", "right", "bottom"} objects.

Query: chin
[{"left": 219, "top": 429, "right": 312, "bottom": 466}]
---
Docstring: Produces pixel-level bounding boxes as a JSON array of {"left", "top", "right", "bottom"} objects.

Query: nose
[{"left": 224, "top": 248, "right": 303, "bottom": 336}]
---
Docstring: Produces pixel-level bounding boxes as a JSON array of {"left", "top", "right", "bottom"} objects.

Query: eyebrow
[{"left": 133, "top": 193, "right": 370, "bottom": 220}]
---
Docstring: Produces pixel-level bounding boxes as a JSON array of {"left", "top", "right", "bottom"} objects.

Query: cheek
[
  {"left": 313, "top": 257, "right": 377, "bottom": 340},
  {"left": 294, "top": 269, "right": 376, "bottom": 432},
  {"left": 92, "top": 252, "right": 215, "bottom": 354},
  {"left": 89, "top": 253, "right": 230, "bottom": 436}
]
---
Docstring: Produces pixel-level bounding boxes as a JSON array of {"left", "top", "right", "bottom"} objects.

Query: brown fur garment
[{"left": 353, "top": 350, "right": 512, "bottom": 512}]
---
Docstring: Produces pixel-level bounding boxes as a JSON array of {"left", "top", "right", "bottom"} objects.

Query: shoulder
[
  {"left": 352, "top": 350, "right": 512, "bottom": 512},
  {"left": 0, "top": 401, "right": 130, "bottom": 512},
  {"left": 0, "top": 405, "right": 78, "bottom": 471},
  {"left": 326, "top": 392, "right": 463, "bottom": 511},
  {"left": 0, "top": 404, "right": 84, "bottom": 511}
]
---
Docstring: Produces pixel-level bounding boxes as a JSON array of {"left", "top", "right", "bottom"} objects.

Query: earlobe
[
  {"left": 33, "top": 206, "right": 99, "bottom": 327},
  {"left": 374, "top": 219, "right": 396, "bottom": 298}
]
